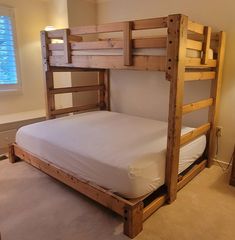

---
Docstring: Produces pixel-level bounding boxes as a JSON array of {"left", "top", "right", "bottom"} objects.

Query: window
[{"left": 0, "top": 6, "right": 20, "bottom": 92}]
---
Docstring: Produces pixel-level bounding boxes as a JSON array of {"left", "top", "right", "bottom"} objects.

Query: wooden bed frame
[{"left": 9, "top": 14, "right": 226, "bottom": 238}]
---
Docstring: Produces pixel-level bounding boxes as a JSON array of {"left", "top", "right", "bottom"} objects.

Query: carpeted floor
[{"left": 0, "top": 160, "right": 234, "bottom": 240}]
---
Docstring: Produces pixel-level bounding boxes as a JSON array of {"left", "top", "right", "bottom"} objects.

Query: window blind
[{"left": 0, "top": 15, "right": 18, "bottom": 85}]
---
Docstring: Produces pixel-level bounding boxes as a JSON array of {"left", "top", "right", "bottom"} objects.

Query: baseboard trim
[{"left": 213, "top": 158, "right": 230, "bottom": 168}]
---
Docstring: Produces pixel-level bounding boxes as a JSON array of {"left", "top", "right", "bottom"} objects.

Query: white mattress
[
  {"left": 16, "top": 111, "right": 206, "bottom": 198},
  {"left": 53, "top": 48, "right": 214, "bottom": 59}
]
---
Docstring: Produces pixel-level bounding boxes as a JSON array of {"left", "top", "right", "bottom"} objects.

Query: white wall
[
  {"left": 97, "top": 0, "right": 235, "bottom": 163},
  {"left": 0, "top": 0, "right": 47, "bottom": 115}
]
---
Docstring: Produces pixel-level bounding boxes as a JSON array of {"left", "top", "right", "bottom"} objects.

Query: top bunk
[{"left": 41, "top": 14, "right": 223, "bottom": 75}]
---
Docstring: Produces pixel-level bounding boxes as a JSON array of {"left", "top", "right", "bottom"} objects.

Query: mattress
[
  {"left": 16, "top": 111, "right": 206, "bottom": 198},
  {"left": 53, "top": 48, "right": 214, "bottom": 59}
]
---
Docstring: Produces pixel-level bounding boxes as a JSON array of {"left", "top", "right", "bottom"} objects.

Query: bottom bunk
[{"left": 9, "top": 111, "right": 207, "bottom": 238}]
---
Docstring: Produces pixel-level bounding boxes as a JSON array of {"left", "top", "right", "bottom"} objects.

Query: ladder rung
[
  {"left": 50, "top": 85, "right": 104, "bottom": 94},
  {"left": 184, "top": 71, "right": 216, "bottom": 81},
  {"left": 183, "top": 98, "right": 213, "bottom": 114},
  {"left": 180, "top": 123, "right": 211, "bottom": 146},
  {"left": 51, "top": 104, "right": 100, "bottom": 116}
]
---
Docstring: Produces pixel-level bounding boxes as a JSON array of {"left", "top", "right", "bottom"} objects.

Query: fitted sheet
[{"left": 16, "top": 111, "right": 206, "bottom": 198}]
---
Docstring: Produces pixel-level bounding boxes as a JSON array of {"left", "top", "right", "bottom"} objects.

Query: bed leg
[
  {"left": 8, "top": 145, "right": 20, "bottom": 163},
  {"left": 123, "top": 202, "right": 144, "bottom": 238}
]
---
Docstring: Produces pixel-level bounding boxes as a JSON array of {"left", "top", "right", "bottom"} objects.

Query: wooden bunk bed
[{"left": 9, "top": 14, "right": 226, "bottom": 238}]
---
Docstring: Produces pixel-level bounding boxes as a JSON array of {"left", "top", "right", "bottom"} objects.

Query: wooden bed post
[
  {"left": 207, "top": 31, "right": 226, "bottom": 167},
  {"left": 123, "top": 202, "right": 144, "bottom": 238},
  {"left": 41, "top": 31, "right": 55, "bottom": 119},
  {"left": 165, "top": 14, "right": 188, "bottom": 203}
]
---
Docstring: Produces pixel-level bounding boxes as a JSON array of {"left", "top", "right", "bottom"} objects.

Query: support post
[
  {"left": 207, "top": 31, "right": 226, "bottom": 167},
  {"left": 98, "top": 69, "right": 110, "bottom": 111},
  {"left": 123, "top": 21, "right": 133, "bottom": 66},
  {"left": 9, "top": 145, "right": 20, "bottom": 163},
  {"left": 44, "top": 71, "right": 55, "bottom": 119},
  {"left": 165, "top": 14, "right": 188, "bottom": 203},
  {"left": 123, "top": 202, "right": 143, "bottom": 238}
]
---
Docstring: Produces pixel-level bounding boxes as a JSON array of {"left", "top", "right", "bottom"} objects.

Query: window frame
[{"left": 0, "top": 5, "right": 21, "bottom": 93}]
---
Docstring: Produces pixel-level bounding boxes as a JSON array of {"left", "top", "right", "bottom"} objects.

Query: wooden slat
[
  {"left": 143, "top": 195, "right": 166, "bottom": 221},
  {"left": 207, "top": 31, "right": 226, "bottom": 167},
  {"left": 180, "top": 123, "right": 211, "bottom": 146},
  {"left": 201, "top": 26, "right": 212, "bottom": 64},
  {"left": 133, "top": 17, "right": 167, "bottom": 30},
  {"left": 134, "top": 37, "right": 166, "bottom": 48},
  {"left": 182, "top": 98, "right": 213, "bottom": 114},
  {"left": 186, "top": 58, "right": 217, "bottom": 68},
  {"left": 50, "top": 85, "right": 104, "bottom": 94},
  {"left": 165, "top": 14, "right": 188, "bottom": 203},
  {"left": 177, "top": 160, "right": 207, "bottom": 190},
  {"left": 186, "top": 39, "right": 202, "bottom": 51},
  {"left": 123, "top": 22, "right": 133, "bottom": 66},
  {"left": 13, "top": 144, "right": 134, "bottom": 216},
  {"left": 72, "top": 40, "right": 123, "bottom": 50},
  {"left": 49, "top": 37, "right": 167, "bottom": 51},
  {"left": 70, "top": 22, "right": 124, "bottom": 35},
  {"left": 63, "top": 29, "right": 71, "bottom": 63},
  {"left": 184, "top": 71, "right": 216, "bottom": 81},
  {"left": 47, "top": 29, "right": 65, "bottom": 38},
  {"left": 51, "top": 104, "right": 100, "bottom": 116},
  {"left": 188, "top": 20, "right": 204, "bottom": 34},
  {"left": 68, "top": 35, "right": 83, "bottom": 42},
  {"left": 49, "top": 55, "right": 166, "bottom": 71}
]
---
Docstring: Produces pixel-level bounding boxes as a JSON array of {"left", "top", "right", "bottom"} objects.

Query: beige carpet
[{"left": 0, "top": 160, "right": 234, "bottom": 240}]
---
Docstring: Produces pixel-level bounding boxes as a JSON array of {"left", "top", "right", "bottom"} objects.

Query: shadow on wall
[{"left": 110, "top": 70, "right": 211, "bottom": 128}]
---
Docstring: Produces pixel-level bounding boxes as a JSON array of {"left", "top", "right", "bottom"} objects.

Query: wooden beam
[
  {"left": 49, "top": 66, "right": 100, "bottom": 72},
  {"left": 123, "top": 22, "right": 133, "bottom": 66},
  {"left": 201, "top": 26, "right": 212, "bottom": 64},
  {"left": 187, "top": 39, "right": 203, "bottom": 51},
  {"left": 143, "top": 195, "right": 166, "bottom": 221},
  {"left": 123, "top": 202, "right": 144, "bottom": 238},
  {"left": 63, "top": 29, "right": 71, "bottom": 64},
  {"left": 51, "top": 104, "right": 100, "bottom": 116},
  {"left": 182, "top": 98, "right": 213, "bottom": 114},
  {"left": 207, "top": 31, "right": 226, "bottom": 167},
  {"left": 188, "top": 20, "right": 204, "bottom": 34},
  {"left": 70, "top": 22, "right": 124, "bottom": 35},
  {"left": 50, "top": 85, "right": 104, "bottom": 94},
  {"left": 49, "top": 55, "right": 166, "bottom": 71},
  {"left": 134, "top": 37, "right": 166, "bottom": 48},
  {"left": 44, "top": 71, "right": 55, "bottom": 119},
  {"left": 104, "top": 69, "right": 111, "bottom": 111},
  {"left": 13, "top": 144, "right": 133, "bottom": 216},
  {"left": 47, "top": 29, "right": 65, "bottom": 39},
  {"left": 184, "top": 71, "right": 216, "bottom": 81},
  {"left": 165, "top": 14, "right": 188, "bottom": 203},
  {"left": 49, "top": 37, "right": 167, "bottom": 51},
  {"left": 177, "top": 160, "right": 207, "bottom": 190},
  {"left": 98, "top": 71, "right": 105, "bottom": 110},
  {"left": 181, "top": 123, "right": 211, "bottom": 146},
  {"left": 133, "top": 17, "right": 167, "bottom": 30},
  {"left": 40, "top": 31, "right": 50, "bottom": 71}
]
